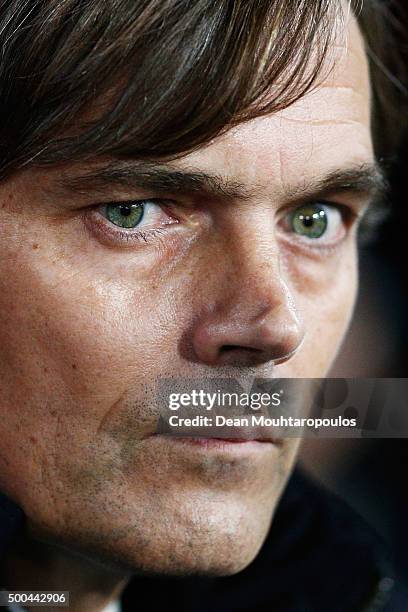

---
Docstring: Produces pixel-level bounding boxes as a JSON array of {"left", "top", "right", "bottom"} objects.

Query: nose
[{"left": 190, "top": 251, "right": 305, "bottom": 368}]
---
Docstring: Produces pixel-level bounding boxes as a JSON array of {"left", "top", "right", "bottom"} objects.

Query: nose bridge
[
  {"left": 204, "top": 229, "right": 291, "bottom": 318},
  {"left": 189, "top": 230, "right": 305, "bottom": 367}
]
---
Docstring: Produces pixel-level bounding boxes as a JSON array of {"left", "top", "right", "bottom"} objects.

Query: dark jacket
[{"left": 1, "top": 469, "right": 407, "bottom": 612}]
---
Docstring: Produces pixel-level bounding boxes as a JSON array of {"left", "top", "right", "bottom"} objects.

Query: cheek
[
  {"left": 278, "top": 238, "right": 358, "bottom": 378},
  {"left": 0, "top": 252, "right": 174, "bottom": 404},
  {"left": 0, "top": 229, "right": 204, "bottom": 463},
  {"left": 0, "top": 238, "right": 189, "bottom": 509}
]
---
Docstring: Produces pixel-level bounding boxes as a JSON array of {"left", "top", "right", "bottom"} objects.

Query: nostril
[
  {"left": 215, "top": 344, "right": 272, "bottom": 367},
  {"left": 221, "top": 345, "right": 259, "bottom": 353}
]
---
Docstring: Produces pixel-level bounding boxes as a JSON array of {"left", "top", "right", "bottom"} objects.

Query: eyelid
[
  {"left": 278, "top": 198, "right": 353, "bottom": 216},
  {"left": 91, "top": 195, "right": 179, "bottom": 210},
  {"left": 96, "top": 197, "right": 168, "bottom": 211}
]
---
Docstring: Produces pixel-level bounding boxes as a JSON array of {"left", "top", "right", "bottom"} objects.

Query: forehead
[{"left": 178, "top": 12, "right": 372, "bottom": 191}]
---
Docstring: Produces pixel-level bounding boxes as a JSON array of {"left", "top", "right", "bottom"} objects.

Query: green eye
[
  {"left": 106, "top": 202, "right": 144, "bottom": 229},
  {"left": 291, "top": 204, "right": 328, "bottom": 239}
]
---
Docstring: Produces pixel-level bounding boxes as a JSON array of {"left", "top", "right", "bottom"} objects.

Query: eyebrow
[
  {"left": 58, "top": 161, "right": 257, "bottom": 201},
  {"left": 287, "top": 163, "right": 387, "bottom": 203},
  {"left": 57, "top": 159, "right": 387, "bottom": 205}
]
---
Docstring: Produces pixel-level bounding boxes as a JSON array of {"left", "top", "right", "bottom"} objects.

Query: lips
[{"left": 151, "top": 432, "right": 282, "bottom": 448}]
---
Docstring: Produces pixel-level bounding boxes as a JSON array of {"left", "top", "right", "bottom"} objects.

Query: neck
[{"left": 2, "top": 523, "right": 130, "bottom": 612}]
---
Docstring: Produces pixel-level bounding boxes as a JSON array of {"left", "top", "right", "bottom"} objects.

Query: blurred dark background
[{"left": 300, "top": 125, "right": 408, "bottom": 579}]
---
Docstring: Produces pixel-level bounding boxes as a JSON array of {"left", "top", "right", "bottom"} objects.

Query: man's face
[{"left": 0, "top": 15, "right": 373, "bottom": 574}]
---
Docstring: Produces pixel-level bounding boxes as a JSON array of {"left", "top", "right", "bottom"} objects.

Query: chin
[
  {"left": 36, "top": 498, "right": 275, "bottom": 579},
  {"left": 119, "top": 493, "right": 278, "bottom": 575},
  {"left": 89, "top": 523, "right": 271, "bottom": 578}
]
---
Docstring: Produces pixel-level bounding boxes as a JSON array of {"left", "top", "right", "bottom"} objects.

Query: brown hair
[
  {"left": 357, "top": 0, "right": 407, "bottom": 158},
  {"left": 0, "top": 0, "right": 405, "bottom": 181}
]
